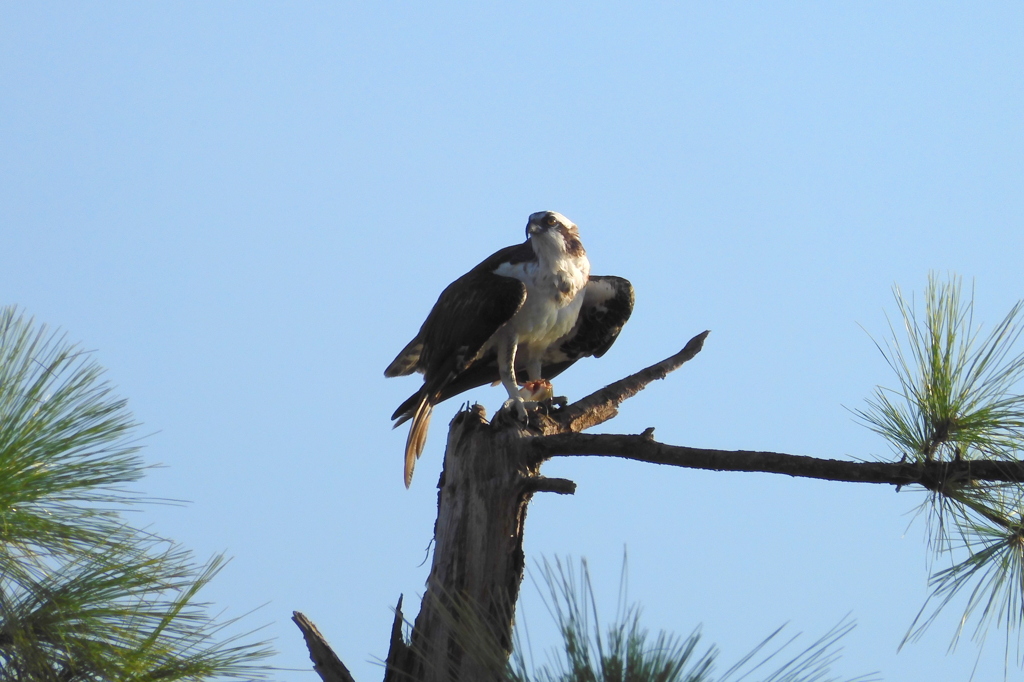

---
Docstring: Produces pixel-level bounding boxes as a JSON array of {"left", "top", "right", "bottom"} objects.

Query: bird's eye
[{"left": 545, "top": 215, "right": 557, "bottom": 227}]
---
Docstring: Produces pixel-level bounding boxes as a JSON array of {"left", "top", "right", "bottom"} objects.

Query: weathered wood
[
  {"left": 296, "top": 332, "right": 713, "bottom": 682},
  {"left": 550, "top": 330, "right": 709, "bottom": 433},
  {"left": 292, "top": 611, "right": 357, "bottom": 682},
  {"left": 524, "top": 433, "right": 1024, "bottom": 487},
  {"left": 389, "top": 403, "right": 563, "bottom": 682},
  {"left": 293, "top": 404, "right": 567, "bottom": 682},
  {"left": 383, "top": 596, "right": 411, "bottom": 682}
]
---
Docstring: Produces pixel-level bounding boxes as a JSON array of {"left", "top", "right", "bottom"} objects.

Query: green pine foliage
[
  {"left": 858, "top": 275, "right": 1024, "bottom": 467},
  {"left": 0, "top": 307, "right": 272, "bottom": 681},
  {"left": 508, "top": 557, "right": 874, "bottom": 682},
  {"left": 510, "top": 557, "right": 714, "bottom": 682},
  {"left": 857, "top": 275, "right": 1024, "bottom": 654}
]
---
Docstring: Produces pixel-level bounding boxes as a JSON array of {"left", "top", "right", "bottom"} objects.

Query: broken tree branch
[
  {"left": 383, "top": 596, "right": 412, "bottom": 682},
  {"left": 549, "top": 330, "right": 710, "bottom": 433},
  {"left": 292, "top": 611, "right": 356, "bottom": 682}
]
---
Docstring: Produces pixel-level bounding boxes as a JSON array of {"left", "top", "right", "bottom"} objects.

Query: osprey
[{"left": 385, "top": 211, "right": 634, "bottom": 487}]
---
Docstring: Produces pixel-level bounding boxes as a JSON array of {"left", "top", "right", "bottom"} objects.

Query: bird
[{"left": 385, "top": 211, "right": 634, "bottom": 487}]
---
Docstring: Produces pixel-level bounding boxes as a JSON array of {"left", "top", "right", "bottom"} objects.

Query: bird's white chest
[{"left": 493, "top": 254, "right": 590, "bottom": 354}]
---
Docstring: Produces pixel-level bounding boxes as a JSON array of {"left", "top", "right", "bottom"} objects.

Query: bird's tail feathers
[
  {"left": 391, "top": 389, "right": 422, "bottom": 426},
  {"left": 404, "top": 397, "right": 433, "bottom": 488}
]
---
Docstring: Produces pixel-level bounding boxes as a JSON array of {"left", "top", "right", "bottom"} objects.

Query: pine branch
[{"left": 0, "top": 308, "right": 274, "bottom": 681}]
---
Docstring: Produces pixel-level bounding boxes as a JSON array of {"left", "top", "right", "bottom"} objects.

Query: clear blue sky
[{"left": 3, "top": 3, "right": 1024, "bottom": 680}]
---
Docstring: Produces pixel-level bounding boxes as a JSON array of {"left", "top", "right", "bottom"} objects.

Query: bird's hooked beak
[{"left": 526, "top": 219, "right": 542, "bottom": 238}]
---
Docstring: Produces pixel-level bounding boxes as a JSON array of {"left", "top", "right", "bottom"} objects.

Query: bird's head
[{"left": 525, "top": 211, "right": 585, "bottom": 257}]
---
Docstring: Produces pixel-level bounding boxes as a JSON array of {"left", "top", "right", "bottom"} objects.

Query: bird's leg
[{"left": 497, "top": 334, "right": 529, "bottom": 422}]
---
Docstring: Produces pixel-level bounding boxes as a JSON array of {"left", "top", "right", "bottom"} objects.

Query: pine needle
[
  {"left": 856, "top": 276, "right": 1024, "bottom": 659},
  {"left": 0, "top": 307, "right": 273, "bottom": 681}
]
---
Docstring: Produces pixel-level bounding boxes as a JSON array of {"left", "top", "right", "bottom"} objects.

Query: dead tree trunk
[
  {"left": 383, "top": 332, "right": 712, "bottom": 682},
  {"left": 293, "top": 331, "right": 709, "bottom": 682},
  {"left": 297, "top": 407, "right": 545, "bottom": 682},
  {"left": 294, "top": 328, "right": 1024, "bottom": 681},
  {"left": 383, "top": 404, "right": 574, "bottom": 682}
]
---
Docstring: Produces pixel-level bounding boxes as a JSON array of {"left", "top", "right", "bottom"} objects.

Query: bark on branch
[
  {"left": 292, "top": 611, "right": 356, "bottom": 682},
  {"left": 524, "top": 433, "right": 1024, "bottom": 488},
  {"left": 548, "top": 330, "right": 710, "bottom": 433},
  {"left": 527, "top": 329, "right": 1024, "bottom": 491}
]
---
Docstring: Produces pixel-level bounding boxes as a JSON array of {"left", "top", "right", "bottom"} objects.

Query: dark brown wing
[
  {"left": 416, "top": 269, "right": 526, "bottom": 395},
  {"left": 387, "top": 242, "right": 536, "bottom": 487},
  {"left": 389, "top": 243, "right": 532, "bottom": 423},
  {"left": 543, "top": 275, "right": 634, "bottom": 362},
  {"left": 426, "top": 274, "right": 635, "bottom": 405}
]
